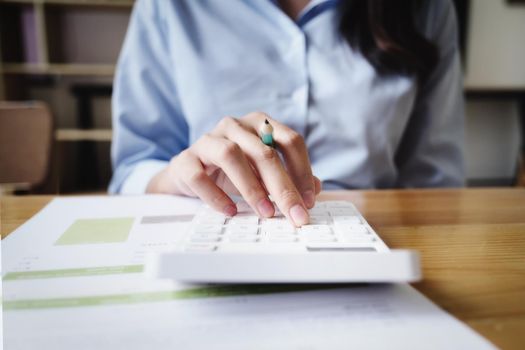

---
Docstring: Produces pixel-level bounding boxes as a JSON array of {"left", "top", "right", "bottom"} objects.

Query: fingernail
[
  {"left": 223, "top": 204, "right": 237, "bottom": 217},
  {"left": 302, "top": 190, "right": 315, "bottom": 208},
  {"left": 257, "top": 198, "right": 274, "bottom": 217},
  {"left": 289, "top": 204, "right": 309, "bottom": 226}
]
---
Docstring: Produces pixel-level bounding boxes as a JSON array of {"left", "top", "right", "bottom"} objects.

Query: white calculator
[{"left": 148, "top": 201, "right": 421, "bottom": 283}]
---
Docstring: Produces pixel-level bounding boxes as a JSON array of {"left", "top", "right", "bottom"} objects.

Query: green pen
[{"left": 260, "top": 119, "right": 275, "bottom": 148}]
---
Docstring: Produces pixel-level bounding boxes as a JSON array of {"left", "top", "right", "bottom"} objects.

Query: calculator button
[
  {"left": 195, "top": 213, "right": 226, "bottom": 225},
  {"left": 332, "top": 216, "right": 361, "bottom": 224},
  {"left": 262, "top": 219, "right": 296, "bottom": 232},
  {"left": 190, "top": 234, "right": 221, "bottom": 243},
  {"left": 324, "top": 201, "right": 354, "bottom": 208},
  {"left": 268, "top": 235, "right": 298, "bottom": 243},
  {"left": 329, "top": 208, "right": 356, "bottom": 216},
  {"left": 263, "top": 226, "right": 296, "bottom": 235},
  {"left": 227, "top": 224, "right": 259, "bottom": 235},
  {"left": 236, "top": 202, "right": 255, "bottom": 214},
  {"left": 188, "top": 200, "right": 384, "bottom": 255},
  {"left": 341, "top": 235, "right": 375, "bottom": 243},
  {"left": 334, "top": 223, "right": 369, "bottom": 235},
  {"left": 184, "top": 243, "right": 218, "bottom": 252},
  {"left": 298, "top": 225, "right": 332, "bottom": 235},
  {"left": 226, "top": 232, "right": 255, "bottom": 239},
  {"left": 229, "top": 215, "right": 259, "bottom": 225},
  {"left": 308, "top": 215, "right": 331, "bottom": 225},
  {"left": 228, "top": 236, "right": 259, "bottom": 243},
  {"left": 197, "top": 217, "right": 225, "bottom": 225},
  {"left": 305, "top": 236, "right": 337, "bottom": 243},
  {"left": 308, "top": 207, "right": 329, "bottom": 216},
  {"left": 262, "top": 217, "right": 289, "bottom": 225},
  {"left": 194, "top": 224, "right": 223, "bottom": 235}
]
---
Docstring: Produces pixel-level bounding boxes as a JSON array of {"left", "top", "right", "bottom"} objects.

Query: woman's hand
[{"left": 147, "top": 112, "right": 321, "bottom": 226}]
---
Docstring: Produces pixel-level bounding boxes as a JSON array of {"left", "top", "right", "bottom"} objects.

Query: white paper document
[{"left": 2, "top": 195, "right": 496, "bottom": 349}]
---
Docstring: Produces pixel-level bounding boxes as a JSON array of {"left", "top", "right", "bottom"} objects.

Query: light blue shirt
[{"left": 110, "top": 0, "right": 465, "bottom": 194}]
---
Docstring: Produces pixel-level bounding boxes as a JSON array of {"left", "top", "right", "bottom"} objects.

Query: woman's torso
[{"left": 152, "top": 0, "right": 435, "bottom": 189}]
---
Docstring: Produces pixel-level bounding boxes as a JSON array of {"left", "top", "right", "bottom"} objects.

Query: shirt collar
[{"left": 269, "top": 0, "right": 339, "bottom": 28}]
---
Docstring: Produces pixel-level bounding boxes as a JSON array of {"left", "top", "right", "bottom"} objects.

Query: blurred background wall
[
  {"left": 0, "top": 0, "right": 524, "bottom": 193},
  {"left": 463, "top": 0, "right": 525, "bottom": 186}
]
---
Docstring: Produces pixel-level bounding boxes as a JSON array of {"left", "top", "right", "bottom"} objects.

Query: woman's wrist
[
  {"left": 146, "top": 162, "right": 181, "bottom": 195},
  {"left": 145, "top": 167, "right": 167, "bottom": 193}
]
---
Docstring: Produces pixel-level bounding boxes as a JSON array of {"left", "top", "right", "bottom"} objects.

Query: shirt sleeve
[
  {"left": 394, "top": 0, "right": 465, "bottom": 188},
  {"left": 109, "top": 0, "right": 188, "bottom": 194}
]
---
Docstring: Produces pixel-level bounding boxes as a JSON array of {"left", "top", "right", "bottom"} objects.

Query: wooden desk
[{"left": 2, "top": 189, "right": 525, "bottom": 349}]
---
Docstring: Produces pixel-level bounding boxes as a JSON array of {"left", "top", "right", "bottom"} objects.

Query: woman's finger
[
  {"left": 214, "top": 117, "right": 309, "bottom": 227},
  {"left": 212, "top": 170, "right": 242, "bottom": 197},
  {"left": 177, "top": 150, "right": 237, "bottom": 216},
  {"left": 242, "top": 112, "right": 316, "bottom": 209},
  {"left": 192, "top": 133, "right": 275, "bottom": 218}
]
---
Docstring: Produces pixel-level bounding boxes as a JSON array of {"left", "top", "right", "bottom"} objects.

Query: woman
[{"left": 110, "top": 0, "right": 464, "bottom": 227}]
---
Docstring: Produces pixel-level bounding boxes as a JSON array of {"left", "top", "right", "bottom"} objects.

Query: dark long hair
[{"left": 338, "top": 0, "right": 439, "bottom": 84}]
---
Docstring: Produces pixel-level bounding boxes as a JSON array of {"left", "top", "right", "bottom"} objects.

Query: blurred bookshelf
[
  {"left": 0, "top": 0, "right": 132, "bottom": 193},
  {"left": 2, "top": 0, "right": 133, "bottom": 6},
  {"left": 1, "top": 63, "right": 115, "bottom": 75}
]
